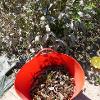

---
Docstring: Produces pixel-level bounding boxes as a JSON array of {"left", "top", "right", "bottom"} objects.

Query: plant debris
[{"left": 30, "top": 66, "right": 74, "bottom": 100}]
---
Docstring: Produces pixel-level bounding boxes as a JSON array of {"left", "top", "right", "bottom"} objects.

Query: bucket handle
[{"left": 36, "top": 48, "right": 55, "bottom": 56}]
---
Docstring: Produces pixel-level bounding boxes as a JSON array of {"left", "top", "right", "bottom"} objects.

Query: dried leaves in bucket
[{"left": 30, "top": 66, "right": 75, "bottom": 100}]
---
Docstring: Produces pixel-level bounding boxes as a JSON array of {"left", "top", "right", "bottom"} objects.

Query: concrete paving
[{"left": 0, "top": 86, "right": 21, "bottom": 100}]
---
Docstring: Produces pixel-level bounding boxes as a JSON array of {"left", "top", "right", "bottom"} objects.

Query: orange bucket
[{"left": 14, "top": 48, "right": 85, "bottom": 100}]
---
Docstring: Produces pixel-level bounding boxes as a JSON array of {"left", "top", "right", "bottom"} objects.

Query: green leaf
[{"left": 84, "top": 2, "right": 96, "bottom": 11}]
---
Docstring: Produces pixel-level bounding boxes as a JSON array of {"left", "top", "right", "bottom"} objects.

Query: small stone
[
  {"left": 30, "top": 48, "right": 35, "bottom": 53},
  {"left": 35, "top": 35, "right": 41, "bottom": 42},
  {"left": 45, "top": 25, "right": 50, "bottom": 32},
  {"left": 40, "top": 16, "right": 45, "bottom": 21}
]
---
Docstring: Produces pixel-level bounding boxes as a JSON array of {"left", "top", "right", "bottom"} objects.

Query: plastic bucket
[{"left": 14, "top": 48, "right": 85, "bottom": 100}]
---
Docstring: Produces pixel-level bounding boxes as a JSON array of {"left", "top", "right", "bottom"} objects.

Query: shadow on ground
[{"left": 74, "top": 92, "right": 91, "bottom": 100}]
